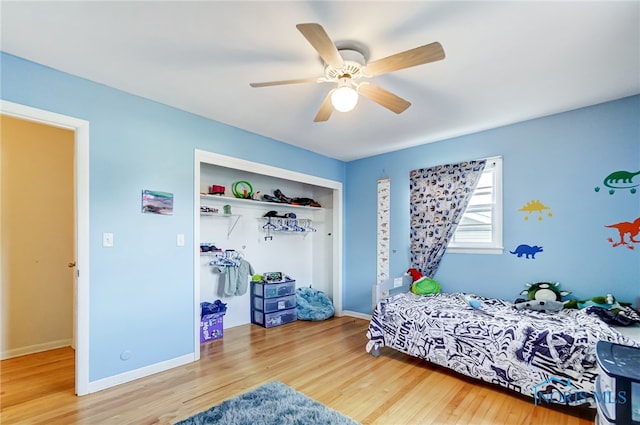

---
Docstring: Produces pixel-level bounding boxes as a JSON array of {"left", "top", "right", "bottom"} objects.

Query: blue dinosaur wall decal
[{"left": 509, "top": 244, "right": 543, "bottom": 259}]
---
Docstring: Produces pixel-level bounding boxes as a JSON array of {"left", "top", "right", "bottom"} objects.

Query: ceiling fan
[{"left": 249, "top": 23, "right": 445, "bottom": 122}]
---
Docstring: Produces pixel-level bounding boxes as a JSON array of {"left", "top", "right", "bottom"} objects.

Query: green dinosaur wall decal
[{"left": 595, "top": 169, "right": 640, "bottom": 195}]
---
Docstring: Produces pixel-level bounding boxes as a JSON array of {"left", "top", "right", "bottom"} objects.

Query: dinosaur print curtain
[{"left": 410, "top": 159, "right": 486, "bottom": 277}]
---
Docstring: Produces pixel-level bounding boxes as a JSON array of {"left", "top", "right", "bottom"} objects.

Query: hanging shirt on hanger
[
  {"left": 223, "top": 259, "right": 254, "bottom": 296},
  {"left": 234, "top": 259, "right": 254, "bottom": 296},
  {"left": 212, "top": 266, "right": 230, "bottom": 298}
]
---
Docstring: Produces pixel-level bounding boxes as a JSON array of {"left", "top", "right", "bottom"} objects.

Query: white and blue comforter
[{"left": 366, "top": 292, "right": 639, "bottom": 406}]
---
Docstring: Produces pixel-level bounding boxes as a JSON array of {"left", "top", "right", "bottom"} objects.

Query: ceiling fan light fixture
[
  {"left": 250, "top": 23, "right": 445, "bottom": 122},
  {"left": 331, "top": 78, "right": 358, "bottom": 112}
]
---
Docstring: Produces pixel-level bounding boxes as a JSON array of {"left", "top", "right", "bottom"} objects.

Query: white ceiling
[{"left": 2, "top": 1, "right": 639, "bottom": 161}]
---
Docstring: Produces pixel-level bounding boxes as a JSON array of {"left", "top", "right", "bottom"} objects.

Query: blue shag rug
[{"left": 174, "top": 381, "right": 360, "bottom": 425}]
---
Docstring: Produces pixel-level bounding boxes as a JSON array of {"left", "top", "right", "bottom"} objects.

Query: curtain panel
[{"left": 410, "top": 159, "right": 486, "bottom": 278}]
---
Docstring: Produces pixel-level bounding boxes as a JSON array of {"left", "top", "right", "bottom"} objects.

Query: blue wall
[
  {"left": 1, "top": 53, "right": 346, "bottom": 381},
  {"left": 3, "top": 51, "right": 639, "bottom": 384},
  {"left": 344, "top": 95, "right": 640, "bottom": 314}
]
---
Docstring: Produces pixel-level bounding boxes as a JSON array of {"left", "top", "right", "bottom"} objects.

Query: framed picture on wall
[{"left": 141, "top": 189, "right": 173, "bottom": 215}]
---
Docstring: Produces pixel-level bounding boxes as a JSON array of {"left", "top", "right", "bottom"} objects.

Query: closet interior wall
[{"left": 199, "top": 163, "right": 334, "bottom": 330}]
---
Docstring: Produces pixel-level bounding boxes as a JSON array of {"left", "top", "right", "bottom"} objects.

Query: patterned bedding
[{"left": 366, "top": 292, "right": 640, "bottom": 406}]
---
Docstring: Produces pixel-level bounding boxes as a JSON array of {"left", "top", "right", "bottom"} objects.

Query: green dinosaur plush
[
  {"left": 520, "top": 282, "right": 571, "bottom": 301},
  {"left": 564, "top": 294, "right": 630, "bottom": 312}
]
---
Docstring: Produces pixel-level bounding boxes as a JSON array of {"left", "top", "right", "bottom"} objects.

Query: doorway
[
  {"left": 1, "top": 115, "right": 74, "bottom": 357},
  {"left": 0, "top": 100, "right": 90, "bottom": 395}
]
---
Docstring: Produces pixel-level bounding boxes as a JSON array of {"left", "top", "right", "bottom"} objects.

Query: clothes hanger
[{"left": 263, "top": 217, "right": 276, "bottom": 240}]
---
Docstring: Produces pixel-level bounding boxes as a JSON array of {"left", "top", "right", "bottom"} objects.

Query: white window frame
[{"left": 447, "top": 156, "right": 503, "bottom": 254}]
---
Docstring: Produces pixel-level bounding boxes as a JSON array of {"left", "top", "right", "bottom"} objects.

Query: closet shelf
[{"left": 200, "top": 194, "right": 324, "bottom": 211}]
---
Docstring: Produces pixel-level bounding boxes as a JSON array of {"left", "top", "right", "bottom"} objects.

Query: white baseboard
[
  {"left": 1, "top": 338, "right": 72, "bottom": 360},
  {"left": 87, "top": 353, "right": 195, "bottom": 394},
  {"left": 341, "top": 310, "right": 372, "bottom": 321}
]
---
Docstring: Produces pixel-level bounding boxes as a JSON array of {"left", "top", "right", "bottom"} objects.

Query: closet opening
[{"left": 193, "top": 150, "right": 343, "bottom": 359}]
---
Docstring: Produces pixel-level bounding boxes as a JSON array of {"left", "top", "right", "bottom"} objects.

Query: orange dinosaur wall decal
[
  {"left": 605, "top": 216, "right": 640, "bottom": 249},
  {"left": 518, "top": 199, "right": 552, "bottom": 221}
]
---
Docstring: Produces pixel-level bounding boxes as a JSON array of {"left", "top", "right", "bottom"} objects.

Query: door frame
[{"left": 1, "top": 100, "right": 90, "bottom": 396}]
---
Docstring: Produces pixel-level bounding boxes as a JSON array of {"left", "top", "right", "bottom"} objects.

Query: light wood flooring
[{"left": 1, "top": 316, "right": 595, "bottom": 425}]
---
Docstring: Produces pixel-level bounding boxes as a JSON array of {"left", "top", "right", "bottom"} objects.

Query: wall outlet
[{"left": 103, "top": 232, "right": 114, "bottom": 247}]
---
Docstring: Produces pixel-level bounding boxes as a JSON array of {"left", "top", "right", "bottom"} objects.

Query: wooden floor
[{"left": 1, "top": 316, "right": 595, "bottom": 425}]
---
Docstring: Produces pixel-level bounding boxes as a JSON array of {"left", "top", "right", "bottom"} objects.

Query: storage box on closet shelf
[{"left": 200, "top": 205, "right": 219, "bottom": 215}]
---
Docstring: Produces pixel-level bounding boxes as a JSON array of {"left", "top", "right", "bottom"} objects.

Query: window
[{"left": 448, "top": 156, "right": 503, "bottom": 254}]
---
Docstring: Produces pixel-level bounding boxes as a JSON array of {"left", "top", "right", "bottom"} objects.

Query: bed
[{"left": 366, "top": 291, "right": 640, "bottom": 406}]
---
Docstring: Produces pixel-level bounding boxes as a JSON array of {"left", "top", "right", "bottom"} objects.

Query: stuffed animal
[
  {"left": 406, "top": 268, "right": 423, "bottom": 282},
  {"left": 410, "top": 276, "right": 441, "bottom": 295},
  {"left": 460, "top": 294, "right": 482, "bottom": 309},
  {"left": 564, "top": 294, "right": 628, "bottom": 312},
  {"left": 520, "top": 281, "right": 571, "bottom": 301},
  {"left": 515, "top": 299, "right": 564, "bottom": 313}
]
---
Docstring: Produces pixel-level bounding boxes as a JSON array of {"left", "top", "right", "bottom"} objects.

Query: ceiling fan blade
[
  {"left": 314, "top": 91, "right": 334, "bottom": 122},
  {"left": 363, "top": 42, "right": 445, "bottom": 77},
  {"left": 296, "top": 23, "right": 344, "bottom": 70},
  {"left": 358, "top": 82, "right": 411, "bottom": 114},
  {"left": 250, "top": 77, "right": 321, "bottom": 88}
]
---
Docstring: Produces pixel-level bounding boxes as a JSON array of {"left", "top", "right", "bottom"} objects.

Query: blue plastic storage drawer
[
  {"left": 252, "top": 308, "right": 297, "bottom": 328},
  {"left": 253, "top": 294, "right": 297, "bottom": 313},
  {"left": 252, "top": 280, "right": 296, "bottom": 299}
]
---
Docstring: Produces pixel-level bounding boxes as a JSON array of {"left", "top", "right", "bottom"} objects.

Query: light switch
[
  {"left": 177, "top": 233, "right": 185, "bottom": 247},
  {"left": 393, "top": 277, "right": 404, "bottom": 288},
  {"left": 103, "top": 232, "right": 114, "bottom": 247}
]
